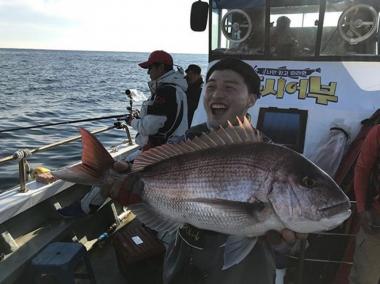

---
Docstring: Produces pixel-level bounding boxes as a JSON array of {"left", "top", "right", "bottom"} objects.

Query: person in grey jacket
[{"left": 129, "top": 50, "right": 188, "bottom": 151}]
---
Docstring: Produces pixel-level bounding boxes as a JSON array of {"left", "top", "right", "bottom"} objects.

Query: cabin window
[
  {"left": 256, "top": 107, "right": 308, "bottom": 153},
  {"left": 320, "top": 0, "right": 379, "bottom": 56},
  {"left": 269, "top": 3, "right": 320, "bottom": 58},
  {"left": 211, "top": 5, "right": 265, "bottom": 56},
  {"left": 210, "top": 0, "right": 380, "bottom": 60}
]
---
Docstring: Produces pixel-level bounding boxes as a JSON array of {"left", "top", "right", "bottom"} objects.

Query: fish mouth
[
  {"left": 210, "top": 103, "right": 228, "bottom": 116},
  {"left": 287, "top": 209, "right": 352, "bottom": 233},
  {"left": 318, "top": 201, "right": 350, "bottom": 212},
  {"left": 322, "top": 209, "right": 352, "bottom": 231}
]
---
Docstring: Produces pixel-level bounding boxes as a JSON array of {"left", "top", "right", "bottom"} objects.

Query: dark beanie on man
[
  {"left": 206, "top": 58, "right": 261, "bottom": 98},
  {"left": 186, "top": 64, "right": 202, "bottom": 74}
]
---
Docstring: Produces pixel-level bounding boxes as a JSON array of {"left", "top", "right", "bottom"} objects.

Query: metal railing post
[
  {"left": 123, "top": 125, "right": 133, "bottom": 145},
  {"left": 297, "top": 239, "right": 307, "bottom": 284},
  {"left": 18, "top": 157, "right": 28, "bottom": 192},
  {"left": 14, "top": 150, "right": 31, "bottom": 192}
]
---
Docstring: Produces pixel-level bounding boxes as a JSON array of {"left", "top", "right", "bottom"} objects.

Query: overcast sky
[{"left": 0, "top": 0, "right": 209, "bottom": 54}]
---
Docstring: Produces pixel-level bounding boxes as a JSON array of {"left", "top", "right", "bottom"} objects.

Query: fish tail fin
[{"left": 53, "top": 128, "right": 115, "bottom": 185}]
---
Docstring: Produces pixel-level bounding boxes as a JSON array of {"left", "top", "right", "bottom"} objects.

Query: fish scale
[{"left": 141, "top": 145, "right": 271, "bottom": 199}]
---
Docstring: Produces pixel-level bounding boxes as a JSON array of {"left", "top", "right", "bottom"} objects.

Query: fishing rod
[{"left": 0, "top": 114, "right": 129, "bottom": 133}]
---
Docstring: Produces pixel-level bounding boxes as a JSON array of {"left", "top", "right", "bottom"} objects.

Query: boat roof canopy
[{"left": 212, "top": 0, "right": 342, "bottom": 9}]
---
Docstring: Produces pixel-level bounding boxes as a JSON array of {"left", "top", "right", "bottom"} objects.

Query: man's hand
[
  {"left": 113, "top": 161, "right": 131, "bottom": 173},
  {"left": 100, "top": 161, "right": 131, "bottom": 199},
  {"left": 280, "top": 229, "right": 307, "bottom": 243},
  {"left": 265, "top": 229, "right": 308, "bottom": 253},
  {"left": 126, "top": 110, "right": 140, "bottom": 126}
]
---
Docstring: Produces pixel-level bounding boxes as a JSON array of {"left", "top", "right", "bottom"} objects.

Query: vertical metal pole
[
  {"left": 315, "top": 0, "right": 327, "bottom": 56},
  {"left": 264, "top": 0, "right": 271, "bottom": 56},
  {"left": 297, "top": 239, "right": 307, "bottom": 284},
  {"left": 18, "top": 157, "right": 28, "bottom": 192},
  {"left": 124, "top": 89, "right": 134, "bottom": 145},
  {"left": 124, "top": 126, "right": 133, "bottom": 145}
]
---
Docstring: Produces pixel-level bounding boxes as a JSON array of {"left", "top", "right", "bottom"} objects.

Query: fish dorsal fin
[{"left": 132, "top": 117, "right": 262, "bottom": 171}]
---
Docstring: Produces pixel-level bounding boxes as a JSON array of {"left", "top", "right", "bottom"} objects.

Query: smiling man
[
  {"left": 162, "top": 58, "right": 278, "bottom": 284},
  {"left": 204, "top": 60, "right": 259, "bottom": 129}
]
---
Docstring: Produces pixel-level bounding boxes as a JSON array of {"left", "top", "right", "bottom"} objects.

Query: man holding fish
[
  {"left": 160, "top": 58, "right": 281, "bottom": 283},
  {"left": 54, "top": 58, "right": 351, "bottom": 284}
]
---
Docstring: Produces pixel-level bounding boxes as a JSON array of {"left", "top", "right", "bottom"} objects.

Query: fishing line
[{"left": 0, "top": 114, "right": 128, "bottom": 133}]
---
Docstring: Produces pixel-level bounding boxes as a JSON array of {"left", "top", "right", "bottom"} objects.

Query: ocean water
[{"left": 0, "top": 48, "right": 208, "bottom": 192}]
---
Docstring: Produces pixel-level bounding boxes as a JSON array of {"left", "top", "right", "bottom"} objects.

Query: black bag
[{"left": 112, "top": 220, "right": 165, "bottom": 284}]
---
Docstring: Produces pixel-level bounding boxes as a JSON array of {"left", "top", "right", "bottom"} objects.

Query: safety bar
[
  {"left": 0, "top": 125, "right": 133, "bottom": 192},
  {"left": 288, "top": 255, "right": 353, "bottom": 266}
]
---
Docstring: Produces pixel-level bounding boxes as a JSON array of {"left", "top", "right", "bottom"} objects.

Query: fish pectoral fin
[
  {"left": 52, "top": 164, "right": 101, "bottom": 185},
  {"left": 222, "top": 236, "right": 257, "bottom": 270},
  {"left": 128, "top": 203, "right": 180, "bottom": 234}
]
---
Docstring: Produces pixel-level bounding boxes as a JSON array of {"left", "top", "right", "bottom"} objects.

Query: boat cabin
[{"left": 192, "top": 0, "right": 380, "bottom": 158}]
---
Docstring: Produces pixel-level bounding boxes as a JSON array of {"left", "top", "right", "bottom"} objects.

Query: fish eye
[{"left": 302, "top": 176, "right": 316, "bottom": 188}]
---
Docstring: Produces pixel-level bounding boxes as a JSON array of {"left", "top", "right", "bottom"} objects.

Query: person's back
[
  {"left": 185, "top": 64, "right": 203, "bottom": 127},
  {"left": 350, "top": 124, "right": 380, "bottom": 284},
  {"left": 271, "top": 16, "right": 298, "bottom": 57}
]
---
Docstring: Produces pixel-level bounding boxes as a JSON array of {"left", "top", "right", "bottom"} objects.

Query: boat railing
[
  {"left": 0, "top": 123, "right": 134, "bottom": 193},
  {"left": 291, "top": 200, "right": 357, "bottom": 283}
]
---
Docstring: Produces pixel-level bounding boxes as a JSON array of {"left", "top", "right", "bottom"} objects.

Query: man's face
[
  {"left": 148, "top": 64, "right": 165, "bottom": 81},
  {"left": 204, "top": 70, "right": 256, "bottom": 129}
]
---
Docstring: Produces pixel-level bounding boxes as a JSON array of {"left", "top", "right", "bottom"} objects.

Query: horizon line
[{"left": 0, "top": 47, "right": 208, "bottom": 55}]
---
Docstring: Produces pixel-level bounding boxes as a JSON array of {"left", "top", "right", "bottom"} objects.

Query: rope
[{"left": 0, "top": 114, "right": 128, "bottom": 133}]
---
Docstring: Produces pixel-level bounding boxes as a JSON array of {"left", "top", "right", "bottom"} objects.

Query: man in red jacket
[{"left": 350, "top": 124, "right": 380, "bottom": 284}]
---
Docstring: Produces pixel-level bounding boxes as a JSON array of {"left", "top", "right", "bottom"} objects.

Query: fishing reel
[
  {"left": 114, "top": 89, "right": 140, "bottom": 130},
  {"left": 114, "top": 111, "right": 140, "bottom": 129},
  {"left": 124, "top": 89, "right": 140, "bottom": 125},
  {"left": 124, "top": 110, "right": 140, "bottom": 126}
]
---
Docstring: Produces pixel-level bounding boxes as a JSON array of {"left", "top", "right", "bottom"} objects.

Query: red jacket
[{"left": 354, "top": 125, "right": 380, "bottom": 213}]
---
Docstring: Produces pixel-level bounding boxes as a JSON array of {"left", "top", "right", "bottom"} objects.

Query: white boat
[{"left": 1, "top": 0, "right": 380, "bottom": 283}]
